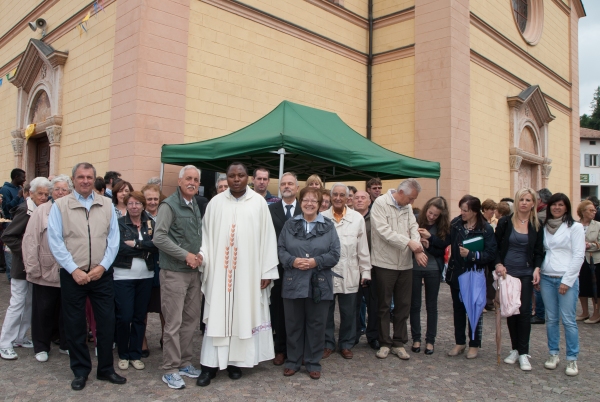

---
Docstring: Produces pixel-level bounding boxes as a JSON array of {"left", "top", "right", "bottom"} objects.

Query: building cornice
[
  {"left": 550, "top": 0, "right": 570, "bottom": 16},
  {"left": 303, "top": 0, "right": 367, "bottom": 29},
  {"left": 372, "top": 44, "right": 414, "bottom": 65},
  {"left": 470, "top": 12, "right": 571, "bottom": 91},
  {"left": 202, "top": 0, "right": 367, "bottom": 63},
  {"left": 572, "top": 0, "right": 586, "bottom": 18},
  {"left": 470, "top": 50, "right": 571, "bottom": 116},
  {"left": 0, "top": 0, "right": 60, "bottom": 50},
  {"left": 373, "top": 7, "right": 415, "bottom": 30}
]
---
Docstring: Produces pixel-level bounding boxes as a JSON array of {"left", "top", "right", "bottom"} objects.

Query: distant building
[{"left": 580, "top": 127, "right": 600, "bottom": 200}]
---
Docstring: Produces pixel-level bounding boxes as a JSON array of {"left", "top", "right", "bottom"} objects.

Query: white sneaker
[
  {"left": 35, "top": 352, "right": 48, "bottom": 362},
  {"left": 179, "top": 365, "right": 201, "bottom": 378},
  {"left": 59, "top": 349, "right": 69, "bottom": 355},
  {"left": 376, "top": 346, "right": 390, "bottom": 359},
  {"left": 518, "top": 354, "right": 532, "bottom": 371},
  {"left": 162, "top": 373, "right": 186, "bottom": 389},
  {"left": 565, "top": 361, "right": 578, "bottom": 376},
  {"left": 0, "top": 348, "right": 17, "bottom": 360},
  {"left": 504, "top": 349, "right": 519, "bottom": 364},
  {"left": 544, "top": 354, "right": 560, "bottom": 370},
  {"left": 118, "top": 359, "right": 129, "bottom": 370},
  {"left": 12, "top": 339, "right": 33, "bottom": 348}
]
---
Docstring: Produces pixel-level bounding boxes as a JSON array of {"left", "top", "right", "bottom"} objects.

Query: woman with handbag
[
  {"left": 410, "top": 197, "right": 450, "bottom": 355},
  {"left": 277, "top": 187, "right": 340, "bottom": 380},
  {"left": 540, "top": 193, "right": 584, "bottom": 376},
  {"left": 576, "top": 200, "right": 600, "bottom": 323},
  {"left": 494, "top": 188, "right": 544, "bottom": 371},
  {"left": 446, "top": 195, "right": 497, "bottom": 359}
]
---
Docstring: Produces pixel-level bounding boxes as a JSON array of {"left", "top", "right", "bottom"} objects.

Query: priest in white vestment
[{"left": 197, "top": 163, "right": 279, "bottom": 386}]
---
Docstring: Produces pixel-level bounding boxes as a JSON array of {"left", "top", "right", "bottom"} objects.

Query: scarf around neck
[{"left": 545, "top": 218, "right": 563, "bottom": 235}]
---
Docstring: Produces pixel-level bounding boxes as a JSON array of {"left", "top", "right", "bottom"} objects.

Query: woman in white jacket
[{"left": 540, "top": 193, "right": 584, "bottom": 377}]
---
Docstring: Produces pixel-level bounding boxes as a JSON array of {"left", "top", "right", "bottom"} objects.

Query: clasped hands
[
  {"left": 293, "top": 257, "right": 317, "bottom": 271},
  {"left": 72, "top": 265, "right": 106, "bottom": 285},
  {"left": 186, "top": 252, "right": 203, "bottom": 269},
  {"left": 408, "top": 240, "right": 428, "bottom": 267}
]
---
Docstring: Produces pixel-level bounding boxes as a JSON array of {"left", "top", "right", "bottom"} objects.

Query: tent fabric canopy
[{"left": 161, "top": 101, "right": 440, "bottom": 181}]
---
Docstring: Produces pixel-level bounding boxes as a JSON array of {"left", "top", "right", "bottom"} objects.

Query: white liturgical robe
[{"left": 200, "top": 187, "right": 279, "bottom": 369}]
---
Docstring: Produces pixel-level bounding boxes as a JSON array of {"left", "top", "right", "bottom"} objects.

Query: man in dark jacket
[
  {"left": 268, "top": 172, "right": 301, "bottom": 366},
  {"left": 0, "top": 168, "right": 26, "bottom": 281},
  {"left": 0, "top": 177, "right": 50, "bottom": 361},
  {"left": 0, "top": 168, "right": 26, "bottom": 219}
]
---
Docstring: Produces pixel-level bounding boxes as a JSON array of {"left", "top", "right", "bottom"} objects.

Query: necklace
[{"left": 519, "top": 219, "right": 527, "bottom": 224}]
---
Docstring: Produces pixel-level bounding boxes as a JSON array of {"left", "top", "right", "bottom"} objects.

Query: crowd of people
[{"left": 0, "top": 162, "right": 593, "bottom": 391}]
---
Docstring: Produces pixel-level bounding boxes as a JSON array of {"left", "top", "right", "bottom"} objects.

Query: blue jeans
[
  {"left": 533, "top": 287, "right": 545, "bottom": 319},
  {"left": 4, "top": 249, "right": 11, "bottom": 280},
  {"left": 540, "top": 275, "right": 579, "bottom": 361}
]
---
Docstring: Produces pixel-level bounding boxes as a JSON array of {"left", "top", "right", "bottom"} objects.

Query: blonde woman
[
  {"left": 576, "top": 200, "right": 600, "bottom": 324},
  {"left": 494, "top": 188, "right": 544, "bottom": 371},
  {"left": 305, "top": 174, "right": 324, "bottom": 190}
]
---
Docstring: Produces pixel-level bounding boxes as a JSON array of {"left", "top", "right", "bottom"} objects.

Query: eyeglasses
[{"left": 127, "top": 202, "right": 143, "bottom": 207}]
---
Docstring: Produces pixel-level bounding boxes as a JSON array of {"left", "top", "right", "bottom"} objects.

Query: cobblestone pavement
[{"left": 0, "top": 274, "right": 598, "bottom": 401}]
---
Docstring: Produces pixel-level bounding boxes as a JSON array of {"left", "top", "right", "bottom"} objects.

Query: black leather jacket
[{"left": 112, "top": 212, "right": 158, "bottom": 270}]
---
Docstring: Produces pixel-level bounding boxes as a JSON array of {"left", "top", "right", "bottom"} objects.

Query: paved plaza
[{"left": 0, "top": 274, "right": 598, "bottom": 402}]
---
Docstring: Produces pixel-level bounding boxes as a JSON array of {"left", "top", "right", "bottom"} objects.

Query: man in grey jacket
[{"left": 153, "top": 165, "right": 203, "bottom": 390}]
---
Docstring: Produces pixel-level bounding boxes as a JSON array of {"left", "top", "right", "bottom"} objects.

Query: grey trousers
[
  {"left": 325, "top": 293, "right": 357, "bottom": 350},
  {"left": 283, "top": 298, "right": 330, "bottom": 373}
]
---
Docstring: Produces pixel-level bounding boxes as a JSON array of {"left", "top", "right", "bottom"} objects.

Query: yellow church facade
[{"left": 0, "top": 0, "right": 585, "bottom": 211}]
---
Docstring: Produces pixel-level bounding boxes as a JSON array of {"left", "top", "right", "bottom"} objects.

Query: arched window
[{"left": 512, "top": 0, "right": 528, "bottom": 33}]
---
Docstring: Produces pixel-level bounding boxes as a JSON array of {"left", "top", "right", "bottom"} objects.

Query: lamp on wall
[{"left": 28, "top": 18, "right": 47, "bottom": 37}]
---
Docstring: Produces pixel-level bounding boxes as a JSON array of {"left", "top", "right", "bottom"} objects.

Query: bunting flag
[
  {"left": 6, "top": 68, "right": 17, "bottom": 80},
  {"left": 76, "top": 11, "right": 91, "bottom": 37},
  {"left": 93, "top": 0, "right": 105, "bottom": 14},
  {"left": 0, "top": 78, "right": 3, "bottom": 87}
]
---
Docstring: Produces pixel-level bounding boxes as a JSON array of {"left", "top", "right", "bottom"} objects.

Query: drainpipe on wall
[{"left": 366, "top": 0, "right": 373, "bottom": 140}]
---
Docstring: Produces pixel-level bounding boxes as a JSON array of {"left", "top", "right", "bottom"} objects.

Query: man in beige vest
[{"left": 48, "top": 162, "right": 124, "bottom": 391}]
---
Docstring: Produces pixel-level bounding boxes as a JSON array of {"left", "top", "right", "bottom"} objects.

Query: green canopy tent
[{"left": 160, "top": 101, "right": 441, "bottom": 192}]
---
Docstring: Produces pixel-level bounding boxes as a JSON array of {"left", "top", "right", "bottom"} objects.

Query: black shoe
[
  {"left": 97, "top": 372, "right": 127, "bottom": 384},
  {"left": 424, "top": 346, "right": 434, "bottom": 355},
  {"left": 71, "top": 376, "right": 87, "bottom": 391},
  {"left": 227, "top": 366, "right": 242, "bottom": 380},
  {"left": 196, "top": 371, "right": 216, "bottom": 387},
  {"left": 141, "top": 349, "right": 150, "bottom": 358},
  {"left": 411, "top": 343, "right": 421, "bottom": 353},
  {"left": 531, "top": 316, "right": 546, "bottom": 324},
  {"left": 368, "top": 339, "right": 380, "bottom": 350}
]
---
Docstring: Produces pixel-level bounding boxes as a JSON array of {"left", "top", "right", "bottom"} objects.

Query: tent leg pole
[
  {"left": 160, "top": 163, "right": 164, "bottom": 191},
  {"left": 436, "top": 179, "right": 439, "bottom": 197},
  {"left": 278, "top": 148, "right": 285, "bottom": 198}
]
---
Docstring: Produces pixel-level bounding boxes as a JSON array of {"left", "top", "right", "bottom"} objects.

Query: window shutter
[{"left": 585, "top": 154, "right": 591, "bottom": 167}]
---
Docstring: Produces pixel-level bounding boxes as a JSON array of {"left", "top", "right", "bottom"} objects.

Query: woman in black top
[
  {"left": 410, "top": 197, "right": 450, "bottom": 355},
  {"left": 494, "top": 188, "right": 544, "bottom": 371},
  {"left": 446, "top": 195, "right": 497, "bottom": 359}
]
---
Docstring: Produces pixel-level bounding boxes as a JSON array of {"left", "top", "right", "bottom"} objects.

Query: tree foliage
[{"left": 581, "top": 86, "right": 600, "bottom": 130}]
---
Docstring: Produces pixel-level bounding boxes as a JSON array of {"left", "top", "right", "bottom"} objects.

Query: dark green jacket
[{"left": 153, "top": 187, "right": 202, "bottom": 272}]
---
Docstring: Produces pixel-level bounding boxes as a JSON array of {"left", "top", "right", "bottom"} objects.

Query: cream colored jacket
[
  {"left": 370, "top": 190, "right": 420, "bottom": 270},
  {"left": 584, "top": 219, "right": 600, "bottom": 264},
  {"left": 322, "top": 207, "right": 371, "bottom": 294},
  {"left": 23, "top": 200, "right": 60, "bottom": 287}
]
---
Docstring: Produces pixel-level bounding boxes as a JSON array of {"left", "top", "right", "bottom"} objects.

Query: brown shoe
[
  {"left": 273, "top": 353, "right": 285, "bottom": 366},
  {"left": 309, "top": 371, "right": 321, "bottom": 380},
  {"left": 283, "top": 368, "right": 295, "bottom": 377},
  {"left": 340, "top": 349, "right": 353, "bottom": 359},
  {"left": 322, "top": 348, "right": 333, "bottom": 359}
]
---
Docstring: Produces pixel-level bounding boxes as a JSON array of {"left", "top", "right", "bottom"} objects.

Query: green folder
[{"left": 462, "top": 236, "right": 484, "bottom": 252}]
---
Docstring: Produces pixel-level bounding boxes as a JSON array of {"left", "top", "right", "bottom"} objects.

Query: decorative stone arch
[
  {"left": 9, "top": 39, "right": 67, "bottom": 179},
  {"left": 507, "top": 85, "right": 555, "bottom": 196}
]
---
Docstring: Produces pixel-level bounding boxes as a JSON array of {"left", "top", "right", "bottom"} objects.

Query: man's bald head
[{"left": 354, "top": 190, "right": 371, "bottom": 214}]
